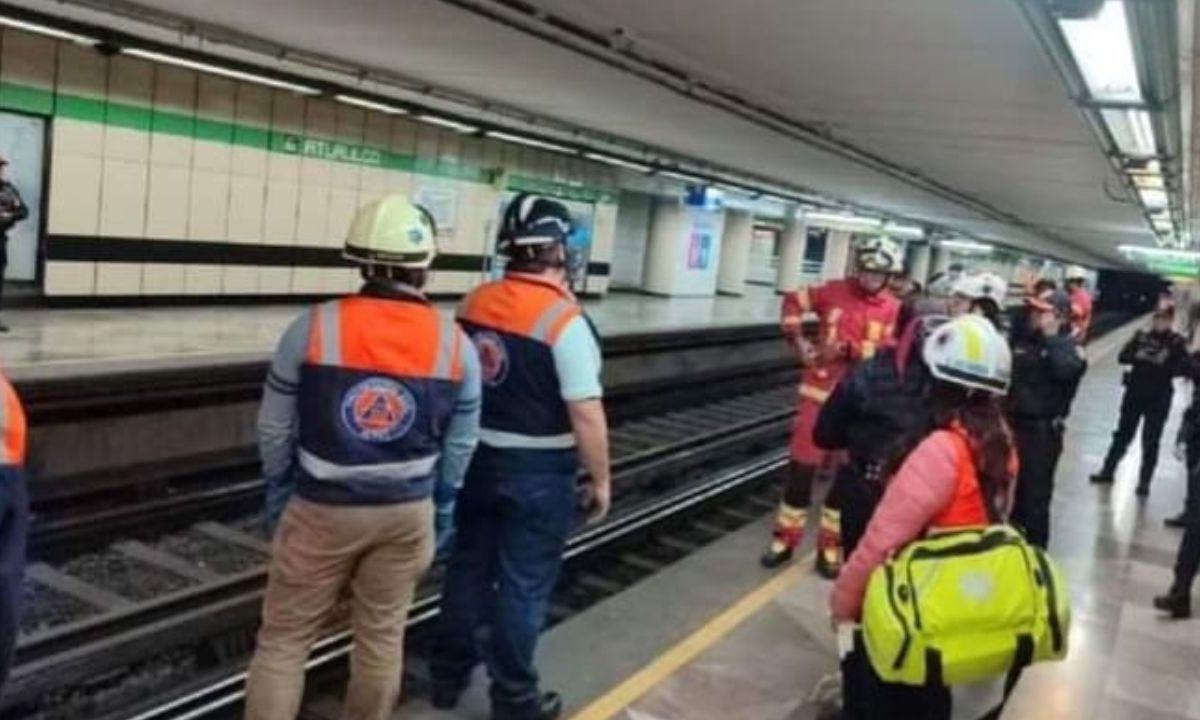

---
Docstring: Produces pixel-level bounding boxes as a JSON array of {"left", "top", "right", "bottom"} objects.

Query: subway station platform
[
  {"left": 370, "top": 319, "right": 1200, "bottom": 720},
  {"left": 0, "top": 287, "right": 780, "bottom": 382}
]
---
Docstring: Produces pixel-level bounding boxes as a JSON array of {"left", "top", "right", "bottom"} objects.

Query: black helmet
[{"left": 498, "top": 193, "right": 573, "bottom": 256}]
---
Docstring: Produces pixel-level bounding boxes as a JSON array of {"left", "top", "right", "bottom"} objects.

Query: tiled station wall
[{"left": 0, "top": 29, "right": 619, "bottom": 297}]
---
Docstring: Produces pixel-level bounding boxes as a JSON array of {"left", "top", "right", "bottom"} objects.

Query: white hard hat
[
  {"left": 855, "top": 236, "right": 903, "bottom": 273},
  {"left": 950, "top": 273, "right": 1007, "bottom": 306},
  {"left": 1065, "top": 265, "right": 1088, "bottom": 281},
  {"left": 344, "top": 194, "right": 438, "bottom": 269},
  {"left": 923, "top": 314, "right": 1012, "bottom": 395}
]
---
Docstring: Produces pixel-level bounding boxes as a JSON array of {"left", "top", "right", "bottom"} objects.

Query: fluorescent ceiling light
[
  {"left": 940, "top": 239, "right": 994, "bottom": 253},
  {"left": 1119, "top": 244, "right": 1200, "bottom": 260},
  {"left": 1059, "top": 1, "right": 1142, "bottom": 103},
  {"left": 1152, "top": 219, "right": 1173, "bottom": 232},
  {"left": 583, "top": 152, "right": 652, "bottom": 173},
  {"left": 415, "top": 114, "right": 478, "bottom": 133},
  {"left": 805, "top": 211, "right": 883, "bottom": 230},
  {"left": 484, "top": 130, "right": 576, "bottom": 154},
  {"left": 123, "top": 48, "right": 319, "bottom": 94},
  {"left": 1138, "top": 187, "right": 1169, "bottom": 210},
  {"left": 657, "top": 169, "right": 706, "bottom": 184},
  {"left": 883, "top": 222, "right": 925, "bottom": 240},
  {"left": 1130, "top": 171, "right": 1165, "bottom": 190},
  {"left": 715, "top": 183, "right": 751, "bottom": 196},
  {"left": 0, "top": 16, "right": 97, "bottom": 44},
  {"left": 1102, "top": 109, "right": 1157, "bottom": 157},
  {"left": 334, "top": 94, "right": 408, "bottom": 115}
]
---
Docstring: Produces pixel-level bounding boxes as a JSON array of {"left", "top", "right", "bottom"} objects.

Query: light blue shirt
[{"left": 551, "top": 315, "right": 603, "bottom": 401}]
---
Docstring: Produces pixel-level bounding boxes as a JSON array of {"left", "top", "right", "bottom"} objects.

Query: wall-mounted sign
[
  {"left": 414, "top": 182, "right": 459, "bottom": 236},
  {"left": 275, "top": 134, "right": 385, "bottom": 166}
]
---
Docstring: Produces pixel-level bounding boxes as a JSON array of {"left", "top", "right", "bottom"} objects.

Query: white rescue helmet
[
  {"left": 344, "top": 194, "right": 438, "bottom": 269},
  {"left": 1064, "top": 265, "right": 1088, "bottom": 281},
  {"left": 923, "top": 314, "right": 1012, "bottom": 395},
  {"left": 855, "top": 236, "right": 904, "bottom": 274},
  {"left": 951, "top": 272, "right": 1008, "bottom": 307}
]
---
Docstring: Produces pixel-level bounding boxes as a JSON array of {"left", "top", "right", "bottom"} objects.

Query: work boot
[
  {"left": 494, "top": 692, "right": 563, "bottom": 720},
  {"left": 1153, "top": 591, "right": 1192, "bottom": 619},
  {"left": 815, "top": 528, "right": 842, "bottom": 580},
  {"left": 1090, "top": 471, "right": 1114, "bottom": 485},
  {"left": 1136, "top": 481, "right": 1151, "bottom": 498},
  {"left": 1166, "top": 512, "right": 1189, "bottom": 529},
  {"left": 761, "top": 533, "right": 799, "bottom": 568},
  {"left": 762, "top": 503, "right": 806, "bottom": 569}
]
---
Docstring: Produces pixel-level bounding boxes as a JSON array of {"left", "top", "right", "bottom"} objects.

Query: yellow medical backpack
[{"left": 860, "top": 522, "right": 1070, "bottom": 686}]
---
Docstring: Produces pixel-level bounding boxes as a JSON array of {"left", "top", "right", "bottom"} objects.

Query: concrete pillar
[
  {"left": 716, "top": 209, "right": 753, "bottom": 295},
  {"left": 931, "top": 245, "right": 951, "bottom": 278},
  {"left": 908, "top": 243, "right": 932, "bottom": 286},
  {"left": 821, "top": 230, "right": 853, "bottom": 281},
  {"left": 642, "top": 198, "right": 726, "bottom": 296},
  {"left": 775, "top": 210, "right": 806, "bottom": 292}
]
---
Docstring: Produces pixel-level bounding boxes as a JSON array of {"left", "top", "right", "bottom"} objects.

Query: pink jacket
[{"left": 830, "top": 430, "right": 1015, "bottom": 621}]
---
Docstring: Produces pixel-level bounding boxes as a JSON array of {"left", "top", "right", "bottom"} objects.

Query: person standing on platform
[
  {"left": 0, "top": 159, "right": 27, "bottom": 333},
  {"left": 1007, "top": 289, "right": 1086, "bottom": 548},
  {"left": 761, "top": 236, "right": 902, "bottom": 577},
  {"left": 0, "top": 374, "right": 25, "bottom": 696},
  {"left": 947, "top": 272, "right": 1007, "bottom": 329},
  {"left": 243, "top": 195, "right": 481, "bottom": 720},
  {"left": 1064, "top": 265, "right": 1093, "bottom": 344},
  {"left": 431, "top": 194, "right": 609, "bottom": 720},
  {"left": 1089, "top": 303, "right": 1187, "bottom": 496},
  {"left": 1156, "top": 341, "right": 1200, "bottom": 617}
]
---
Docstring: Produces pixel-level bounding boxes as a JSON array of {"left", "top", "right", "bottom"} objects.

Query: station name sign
[{"left": 276, "top": 134, "right": 384, "bottom": 166}]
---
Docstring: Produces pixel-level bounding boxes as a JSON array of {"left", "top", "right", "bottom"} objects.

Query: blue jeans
[{"left": 432, "top": 446, "right": 577, "bottom": 719}]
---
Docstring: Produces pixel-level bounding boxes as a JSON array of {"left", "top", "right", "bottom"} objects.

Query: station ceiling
[{"left": 16, "top": 0, "right": 1177, "bottom": 267}]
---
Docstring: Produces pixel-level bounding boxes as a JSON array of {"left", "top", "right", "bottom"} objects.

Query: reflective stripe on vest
[{"left": 298, "top": 448, "right": 439, "bottom": 483}]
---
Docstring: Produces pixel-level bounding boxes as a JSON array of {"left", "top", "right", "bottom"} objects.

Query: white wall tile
[
  {"left": 196, "top": 75, "right": 236, "bottom": 121},
  {"left": 184, "top": 264, "right": 223, "bottom": 294},
  {"left": 364, "top": 112, "right": 390, "bottom": 148},
  {"left": 232, "top": 145, "right": 267, "bottom": 177},
  {"left": 227, "top": 176, "right": 266, "bottom": 243},
  {"left": 415, "top": 125, "right": 439, "bottom": 162},
  {"left": 291, "top": 266, "right": 323, "bottom": 294},
  {"left": 142, "top": 263, "right": 185, "bottom": 295},
  {"left": 222, "top": 265, "right": 258, "bottom": 294},
  {"left": 53, "top": 119, "right": 103, "bottom": 158},
  {"left": 187, "top": 171, "right": 231, "bottom": 241},
  {"left": 360, "top": 166, "right": 389, "bottom": 193},
  {"left": 301, "top": 157, "right": 332, "bottom": 187},
  {"left": 390, "top": 117, "right": 417, "bottom": 155},
  {"left": 267, "top": 152, "right": 300, "bottom": 182},
  {"left": 271, "top": 90, "right": 305, "bottom": 134},
  {"left": 263, "top": 182, "right": 300, "bottom": 244},
  {"left": 335, "top": 104, "right": 365, "bottom": 141},
  {"left": 103, "top": 126, "right": 150, "bottom": 163},
  {"left": 149, "top": 133, "right": 193, "bottom": 167},
  {"left": 152, "top": 66, "right": 196, "bottom": 115},
  {"left": 592, "top": 202, "right": 618, "bottom": 261},
  {"left": 47, "top": 153, "right": 101, "bottom": 235},
  {"left": 259, "top": 266, "right": 292, "bottom": 294},
  {"left": 235, "top": 84, "right": 272, "bottom": 126},
  {"left": 326, "top": 189, "right": 359, "bottom": 247},
  {"left": 331, "top": 161, "right": 360, "bottom": 190},
  {"left": 438, "top": 130, "right": 462, "bottom": 165},
  {"left": 193, "top": 138, "right": 232, "bottom": 172},
  {"left": 482, "top": 138, "right": 504, "bottom": 168},
  {"left": 43, "top": 261, "right": 96, "bottom": 296},
  {"left": 95, "top": 261, "right": 142, "bottom": 295},
  {"left": 295, "top": 185, "right": 330, "bottom": 246},
  {"left": 346, "top": 268, "right": 363, "bottom": 293},
  {"left": 145, "top": 165, "right": 190, "bottom": 239},
  {"left": 387, "top": 170, "right": 414, "bottom": 197},
  {"left": 305, "top": 99, "right": 337, "bottom": 138},
  {"left": 98, "top": 159, "right": 148, "bottom": 237},
  {"left": 321, "top": 267, "right": 348, "bottom": 294}
]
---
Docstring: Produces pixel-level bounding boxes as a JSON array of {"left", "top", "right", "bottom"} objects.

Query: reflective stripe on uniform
[
  {"left": 298, "top": 449, "right": 440, "bottom": 483},
  {"left": 479, "top": 428, "right": 576, "bottom": 449},
  {"left": 319, "top": 302, "right": 341, "bottom": 365},
  {"left": 432, "top": 316, "right": 461, "bottom": 380},
  {"left": 530, "top": 298, "right": 575, "bottom": 343},
  {"left": 825, "top": 307, "right": 843, "bottom": 345},
  {"left": 799, "top": 384, "right": 831, "bottom": 403}
]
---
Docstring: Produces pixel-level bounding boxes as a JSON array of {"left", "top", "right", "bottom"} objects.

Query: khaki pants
[{"left": 244, "top": 496, "right": 433, "bottom": 720}]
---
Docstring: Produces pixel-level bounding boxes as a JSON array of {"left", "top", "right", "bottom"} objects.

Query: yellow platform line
[{"left": 568, "top": 560, "right": 809, "bottom": 720}]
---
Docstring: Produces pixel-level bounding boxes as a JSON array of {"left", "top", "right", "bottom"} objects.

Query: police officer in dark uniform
[
  {"left": 1008, "top": 289, "right": 1087, "bottom": 548},
  {"left": 0, "top": 158, "right": 27, "bottom": 332},
  {"left": 1090, "top": 303, "right": 1187, "bottom": 496}
]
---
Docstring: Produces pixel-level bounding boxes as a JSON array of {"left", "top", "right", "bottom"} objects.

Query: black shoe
[
  {"left": 0, "top": 323, "right": 10, "bottom": 334},
  {"left": 493, "top": 692, "right": 563, "bottom": 720},
  {"left": 431, "top": 686, "right": 462, "bottom": 710},
  {"left": 1154, "top": 591, "right": 1192, "bottom": 619},
  {"left": 1137, "top": 483, "right": 1151, "bottom": 498},
  {"left": 1090, "top": 472, "right": 1114, "bottom": 485},
  {"left": 1165, "top": 513, "right": 1189, "bottom": 529},
  {"left": 760, "top": 543, "right": 794, "bottom": 569}
]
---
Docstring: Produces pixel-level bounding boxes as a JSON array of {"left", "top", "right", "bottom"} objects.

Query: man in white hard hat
[{"left": 243, "top": 195, "right": 481, "bottom": 720}]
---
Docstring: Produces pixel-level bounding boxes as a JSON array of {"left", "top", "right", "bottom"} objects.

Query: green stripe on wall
[{"left": 0, "top": 80, "right": 617, "bottom": 203}]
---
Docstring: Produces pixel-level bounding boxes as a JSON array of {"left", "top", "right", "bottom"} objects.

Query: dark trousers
[
  {"left": 1101, "top": 390, "right": 1172, "bottom": 486},
  {"left": 1172, "top": 442, "right": 1200, "bottom": 595},
  {"left": 1011, "top": 418, "right": 1064, "bottom": 549},
  {"left": 0, "top": 470, "right": 28, "bottom": 692},
  {"left": 1184, "top": 434, "right": 1200, "bottom": 516},
  {"left": 431, "top": 446, "right": 577, "bottom": 719}
]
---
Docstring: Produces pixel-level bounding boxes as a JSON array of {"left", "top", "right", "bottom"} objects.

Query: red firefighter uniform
[
  {"left": 1069, "top": 286, "right": 1093, "bottom": 344},
  {"left": 782, "top": 279, "right": 901, "bottom": 463}
]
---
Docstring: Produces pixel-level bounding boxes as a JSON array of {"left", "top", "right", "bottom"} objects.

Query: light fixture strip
[
  {"left": 334, "top": 94, "right": 408, "bottom": 115},
  {"left": 483, "top": 131, "right": 576, "bottom": 155},
  {"left": 415, "top": 114, "right": 479, "bottom": 133},
  {"left": 939, "top": 239, "right": 994, "bottom": 252},
  {"left": 657, "top": 169, "right": 706, "bottom": 184},
  {"left": 1058, "top": 1, "right": 1143, "bottom": 103},
  {"left": 582, "top": 152, "right": 652, "bottom": 173},
  {"left": 123, "top": 48, "right": 319, "bottom": 94},
  {"left": 0, "top": 15, "right": 97, "bottom": 44}
]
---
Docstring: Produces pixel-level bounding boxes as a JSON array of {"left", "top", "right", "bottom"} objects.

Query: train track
[{"left": 4, "top": 372, "right": 798, "bottom": 720}]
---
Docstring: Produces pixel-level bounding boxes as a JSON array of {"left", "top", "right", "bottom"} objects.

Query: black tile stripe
[{"left": 46, "top": 235, "right": 611, "bottom": 277}]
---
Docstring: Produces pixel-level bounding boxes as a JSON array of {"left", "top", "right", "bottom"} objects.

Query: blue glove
[{"left": 434, "top": 504, "right": 456, "bottom": 560}]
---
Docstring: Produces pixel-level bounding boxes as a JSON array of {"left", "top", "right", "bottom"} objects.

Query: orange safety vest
[
  {"left": 0, "top": 377, "right": 24, "bottom": 468},
  {"left": 296, "top": 295, "right": 463, "bottom": 505},
  {"left": 930, "top": 428, "right": 1018, "bottom": 529}
]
